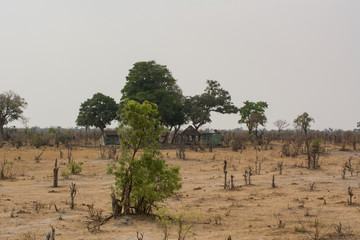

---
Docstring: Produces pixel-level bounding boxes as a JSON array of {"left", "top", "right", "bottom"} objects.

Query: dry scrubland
[{"left": 1, "top": 144, "right": 360, "bottom": 240}]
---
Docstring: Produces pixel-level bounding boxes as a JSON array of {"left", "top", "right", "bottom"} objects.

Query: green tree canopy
[
  {"left": 76, "top": 93, "right": 118, "bottom": 136},
  {"left": 185, "top": 80, "right": 238, "bottom": 130},
  {"left": 108, "top": 99, "right": 181, "bottom": 215},
  {"left": 120, "top": 61, "right": 187, "bottom": 133},
  {"left": 293, "top": 112, "right": 314, "bottom": 136},
  {"left": 0, "top": 91, "right": 28, "bottom": 138},
  {"left": 238, "top": 101, "right": 268, "bottom": 132},
  {"left": 238, "top": 101, "right": 268, "bottom": 144}
]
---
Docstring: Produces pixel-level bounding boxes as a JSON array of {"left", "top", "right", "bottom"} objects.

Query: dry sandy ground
[{"left": 0, "top": 144, "right": 359, "bottom": 240}]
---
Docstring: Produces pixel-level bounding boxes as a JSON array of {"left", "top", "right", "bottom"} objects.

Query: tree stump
[
  {"left": 70, "top": 182, "right": 77, "bottom": 209},
  {"left": 53, "top": 159, "right": 59, "bottom": 187}
]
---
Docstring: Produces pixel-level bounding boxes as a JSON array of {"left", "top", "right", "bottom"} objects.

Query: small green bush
[
  {"left": 61, "top": 169, "right": 71, "bottom": 179},
  {"left": 68, "top": 161, "right": 83, "bottom": 174},
  {"left": 295, "top": 226, "right": 306, "bottom": 233},
  {"left": 61, "top": 161, "right": 83, "bottom": 179}
]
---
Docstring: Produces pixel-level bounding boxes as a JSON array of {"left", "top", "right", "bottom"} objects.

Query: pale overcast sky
[{"left": 1, "top": 1, "right": 359, "bottom": 130}]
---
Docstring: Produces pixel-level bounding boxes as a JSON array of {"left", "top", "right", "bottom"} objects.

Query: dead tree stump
[
  {"left": 45, "top": 226, "right": 55, "bottom": 240},
  {"left": 248, "top": 167, "right": 253, "bottom": 185},
  {"left": 342, "top": 165, "right": 346, "bottom": 179},
  {"left": 243, "top": 170, "right": 248, "bottom": 185},
  {"left": 53, "top": 159, "right": 59, "bottom": 187},
  {"left": 278, "top": 161, "right": 283, "bottom": 175},
  {"left": 70, "top": 182, "right": 77, "bottom": 209},
  {"left": 345, "top": 158, "right": 353, "bottom": 176},
  {"left": 230, "top": 175, "right": 234, "bottom": 190},
  {"left": 272, "top": 175, "right": 275, "bottom": 188},
  {"left": 348, "top": 187, "right": 354, "bottom": 205},
  {"left": 223, "top": 160, "right": 228, "bottom": 189}
]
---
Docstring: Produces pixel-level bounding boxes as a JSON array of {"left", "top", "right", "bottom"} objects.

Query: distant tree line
[{"left": 1, "top": 60, "right": 360, "bottom": 151}]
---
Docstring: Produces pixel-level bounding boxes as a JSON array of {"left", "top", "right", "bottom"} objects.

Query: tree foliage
[
  {"left": 76, "top": 93, "right": 118, "bottom": 135},
  {"left": 293, "top": 112, "right": 314, "bottom": 136},
  {"left": 184, "top": 80, "right": 238, "bottom": 130},
  {"left": 294, "top": 112, "right": 315, "bottom": 168},
  {"left": 121, "top": 61, "right": 187, "bottom": 132},
  {"left": 0, "top": 91, "right": 28, "bottom": 138},
  {"left": 238, "top": 101, "right": 268, "bottom": 143},
  {"left": 108, "top": 100, "right": 181, "bottom": 215}
]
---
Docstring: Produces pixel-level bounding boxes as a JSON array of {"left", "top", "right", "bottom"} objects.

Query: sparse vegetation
[
  {"left": 108, "top": 100, "right": 181, "bottom": 216},
  {"left": 1, "top": 133, "right": 360, "bottom": 239}
]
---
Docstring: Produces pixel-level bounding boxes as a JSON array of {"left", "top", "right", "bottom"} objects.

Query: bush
[
  {"left": 61, "top": 161, "right": 83, "bottom": 179},
  {"left": 108, "top": 100, "right": 182, "bottom": 216},
  {"left": 229, "top": 140, "right": 241, "bottom": 152},
  {"left": 0, "top": 159, "right": 14, "bottom": 179},
  {"left": 295, "top": 226, "right": 307, "bottom": 233},
  {"left": 61, "top": 169, "right": 71, "bottom": 179},
  {"left": 68, "top": 161, "right": 83, "bottom": 174}
]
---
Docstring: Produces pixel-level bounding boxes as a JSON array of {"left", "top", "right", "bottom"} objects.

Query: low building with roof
[{"left": 101, "top": 130, "right": 120, "bottom": 145}]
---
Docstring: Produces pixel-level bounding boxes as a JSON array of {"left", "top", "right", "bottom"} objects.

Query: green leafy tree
[
  {"left": 293, "top": 112, "right": 314, "bottom": 137},
  {"left": 0, "top": 91, "right": 28, "bottom": 138},
  {"left": 294, "top": 112, "right": 315, "bottom": 168},
  {"left": 185, "top": 80, "right": 238, "bottom": 130},
  {"left": 108, "top": 100, "right": 181, "bottom": 216},
  {"left": 309, "top": 138, "right": 323, "bottom": 169},
  {"left": 238, "top": 101, "right": 268, "bottom": 143},
  {"left": 76, "top": 93, "right": 118, "bottom": 137},
  {"left": 120, "top": 61, "right": 187, "bottom": 142}
]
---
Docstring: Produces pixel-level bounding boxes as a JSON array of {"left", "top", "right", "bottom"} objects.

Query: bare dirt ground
[{"left": 1, "top": 144, "right": 359, "bottom": 240}]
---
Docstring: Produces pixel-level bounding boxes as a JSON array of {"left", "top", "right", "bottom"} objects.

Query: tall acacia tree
[
  {"left": 120, "top": 61, "right": 187, "bottom": 142},
  {"left": 0, "top": 91, "right": 28, "bottom": 138},
  {"left": 238, "top": 101, "right": 268, "bottom": 144},
  {"left": 76, "top": 93, "right": 118, "bottom": 137},
  {"left": 184, "top": 80, "right": 238, "bottom": 130}
]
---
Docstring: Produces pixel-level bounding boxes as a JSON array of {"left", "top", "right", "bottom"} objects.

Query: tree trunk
[
  {"left": 171, "top": 125, "right": 181, "bottom": 144},
  {"left": 0, "top": 125, "right": 4, "bottom": 138},
  {"left": 162, "top": 126, "right": 172, "bottom": 144},
  {"left": 53, "top": 159, "right": 59, "bottom": 187},
  {"left": 85, "top": 126, "right": 89, "bottom": 145}
]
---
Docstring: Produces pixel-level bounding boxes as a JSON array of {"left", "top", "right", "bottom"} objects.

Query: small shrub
[
  {"left": 155, "top": 207, "right": 172, "bottom": 240},
  {"left": 61, "top": 169, "right": 71, "bottom": 179},
  {"left": 61, "top": 161, "right": 83, "bottom": 179},
  {"left": 1, "top": 159, "right": 14, "bottom": 180},
  {"left": 68, "top": 161, "right": 83, "bottom": 174},
  {"left": 295, "top": 226, "right": 307, "bottom": 233},
  {"left": 229, "top": 140, "right": 241, "bottom": 152}
]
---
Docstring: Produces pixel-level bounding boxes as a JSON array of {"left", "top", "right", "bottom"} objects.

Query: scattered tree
[
  {"left": 273, "top": 119, "right": 289, "bottom": 140},
  {"left": 108, "top": 100, "right": 182, "bottom": 216},
  {"left": 76, "top": 93, "right": 118, "bottom": 137},
  {"left": 184, "top": 80, "right": 238, "bottom": 130},
  {"left": 309, "top": 138, "right": 323, "bottom": 169},
  {"left": 0, "top": 91, "right": 28, "bottom": 139},
  {"left": 294, "top": 112, "right": 315, "bottom": 168},
  {"left": 120, "top": 60, "right": 187, "bottom": 142},
  {"left": 238, "top": 101, "right": 268, "bottom": 144}
]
